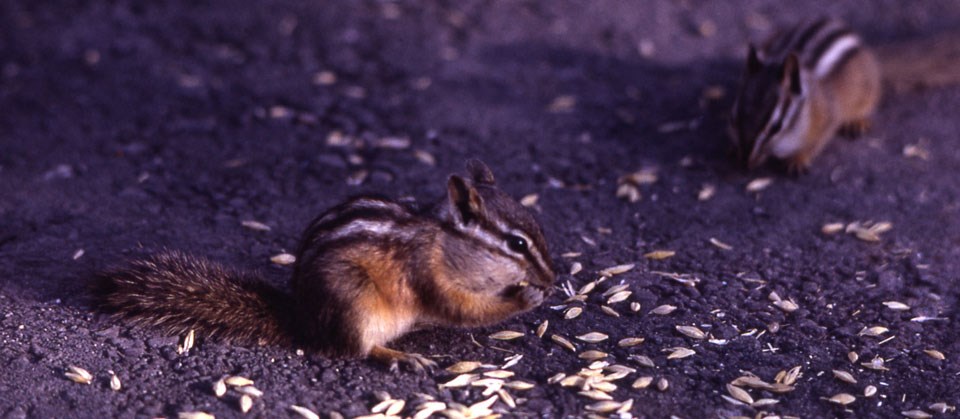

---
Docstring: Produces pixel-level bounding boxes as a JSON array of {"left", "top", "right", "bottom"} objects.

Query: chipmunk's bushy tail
[
  {"left": 93, "top": 250, "right": 295, "bottom": 347},
  {"left": 877, "top": 29, "right": 960, "bottom": 92}
]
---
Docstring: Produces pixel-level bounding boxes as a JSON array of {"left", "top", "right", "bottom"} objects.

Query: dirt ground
[{"left": 2, "top": 1, "right": 960, "bottom": 418}]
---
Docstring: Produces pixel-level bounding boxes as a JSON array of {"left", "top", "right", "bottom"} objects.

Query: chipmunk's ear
[
  {"left": 746, "top": 44, "right": 762, "bottom": 74},
  {"left": 465, "top": 159, "right": 496, "bottom": 185},
  {"left": 447, "top": 175, "right": 484, "bottom": 225},
  {"left": 783, "top": 53, "right": 803, "bottom": 95}
]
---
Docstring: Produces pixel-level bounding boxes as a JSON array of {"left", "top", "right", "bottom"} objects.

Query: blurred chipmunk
[{"left": 730, "top": 17, "right": 960, "bottom": 173}]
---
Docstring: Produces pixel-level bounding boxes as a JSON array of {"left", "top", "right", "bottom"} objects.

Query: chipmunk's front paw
[
  {"left": 370, "top": 345, "right": 437, "bottom": 374},
  {"left": 516, "top": 286, "right": 545, "bottom": 310}
]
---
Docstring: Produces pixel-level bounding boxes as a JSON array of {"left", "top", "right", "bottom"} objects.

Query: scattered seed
[
  {"left": 651, "top": 304, "right": 677, "bottom": 315},
  {"left": 861, "top": 356, "right": 889, "bottom": 371},
  {"left": 632, "top": 376, "right": 653, "bottom": 389},
  {"left": 579, "top": 390, "right": 614, "bottom": 401},
  {"left": 864, "top": 385, "right": 878, "bottom": 397},
  {"left": 564, "top": 307, "right": 583, "bottom": 320},
  {"left": 709, "top": 238, "right": 733, "bottom": 250},
  {"left": 483, "top": 370, "right": 515, "bottom": 379},
  {"left": 665, "top": 347, "right": 695, "bottom": 360},
  {"left": 270, "top": 253, "right": 296, "bottom": 265},
  {"left": 497, "top": 389, "right": 516, "bottom": 408},
  {"left": 901, "top": 410, "right": 932, "bottom": 419},
  {"left": 178, "top": 413, "right": 215, "bottom": 419},
  {"left": 72, "top": 249, "right": 85, "bottom": 260},
  {"left": 752, "top": 399, "right": 780, "bottom": 407},
  {"left": 239, "top": 394, "right": 253, "bottom": 413},
  {"left": 833, "top": 370, "right": 857, "bottom": 384},
  {"left": 630, "top": 302, "right": 641, "bottom": 312},
  {"left": 746, "top": 177, "right": 773, "bottom": 192},
  {"left": 504, "top": 380, "right": 534, "bottom": 391},
  {"left": 599, "top": 264, "right": 635, "bottom": 277},
  {"left": 548, "top": 95, "right": 577, "bottom": 113},
  {"left": 726, "top": 384, "right": 754, "bottom": 405},
  {"left": 520, "top": 194, "right": 539, "bottom": 208},
  {"left": 225, "top": 376, "right": 254, "bottom": 387},
  {"left": 829, "top": 393, "right": 856, "bottom": 405},
  {"left": 859, "top": 326, "right": 890, "bottom": 337},
  {"left": 617, "top": 398, "right": 635, "bottom": 414},
  {"left": 446, "top": 361, "right": 482, "bottom": 374},
  {"left": 108, "top": 371, "right": 121, "bottom": 391},
  {"left": 774, "top": 299, "right": 799, "bottom": 313},
  {"left": 578, "top": 281, "right": 598, "bottom": 295},
  {"left": 617, "top": 183, "right": 641, "bottom": 203},
  {"left": 551, "top": 334, "right": 577, "bottom": 352},
  {"left": 644, "top": 250, "right": 676, "bottom": 260},
  {"left": 178, "top": 329, "right": 196, "bottom": 355},
  {"left": 386, "top": 400, "right": 406, "bottom": 416},
  {"left": 929, "top": 403, "right": 956, "bottom": 413},
  {"left": 412, "top": 402, "right": 446, "bottom": 419},
  {"left": 501, "top": 353, "right": 523, "bottom": 369},
  {"left": 536, "top": 321, "right": 549, "bottom": 338},
  {"left": 782, "top": 366, "right": 802, "bottom": 386},
  {"left": 559, "top": 375, "right": 584, "bottom": 387},
  {"left": 822, "top": 223, "right": 845, "bottom": 235},
  {"left": 65, "top": 365, "right": 93, "bottom": 385},
  {"left": 848, "top": 351, "right": 859, "bottom": 363},
  {"left": 547, "top": 373, "right": 567, "bottom": 384},
  {"left": 237, "top": 386, "right": 263, "bottom": 398},
  {"left": 579, "top": 350, "right": 609, "bottom": 361},
  {"left": 606, "top": 291, "right": 632, "bottom": 304},
  {"left": 675, "top": 325, "right": 706, "bottom": 340},
  {"left": 213, "top": 378, "right": 227, "bottom": 397},
  {"left": 883, "top": 301, "right": 910, "bottom": 311},
  {"left": 290, "top": 405, "right": 320, "bottom": 419},
  {"left": 657, "top": 377, "right": 669, "bottom": 391},
  {"left": 576, "top": 332, "right": 609, "bottom": 343},
  {"left": 241, "top": 220, "right": 271, "bottom": 231},
  {"left": 923, "top": 349, "right": 945, "bottom": 360},
  {"left": 489, "top": 330, "right": 524, "bottom": 340},
  {"left": 629, "top": 355, "right": 655, "bottom": 368},
  {"left": 618, "top": 337, "right": 645, "bottom": 347},
  {"left": 600, "top": 305, "right": 620, "bottom": 317},
  {"left": 698, "top": 184, "right": 716, "bottom": 201},
  {"left": 570, "top": 262, "right": 583, "bottom": 276}
]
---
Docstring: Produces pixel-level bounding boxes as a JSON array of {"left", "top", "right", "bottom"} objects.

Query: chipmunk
[
  {"left": 730, "top": 18, "right": 960, "bottom": 173},
  {"left": 94, "top": 160, "right": 556, "bottom": 371}
]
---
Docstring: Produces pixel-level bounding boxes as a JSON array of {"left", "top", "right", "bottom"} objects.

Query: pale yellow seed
[
  {"left": 864, "top": 385, "right": 877, "bottom": 397},
  {"left": 644, "top": 250, "right": 675, "bottom": 260},
  {"left": 576, "top": 332, "right": 609, "bottom": 343},
  {"left": 412, "top": 402, "right": 446, "bottom": 419},
  {"left": 439, "top": 374, "right": 477, "bottom": 388},
  {"left": 224, "top": 376, "right": 254, "bottom": 387},
  {"left": 551, "top": 334, "right": 577, "bottom": 352},
  {"left": 709, "top": 238, "right": 733, "bottom": 250},
  {"left": 923, "top": 349, "right": 945, "bottom": 360},
  {"left": 213, "top": 378, "right": 227, "bottom": 397},
  {"left": 928, "top": 402, "right": 956, "bottom": 413},
  {"left": 618, "top": 337, "right": 644, "bottom": 347},
  {"left": 848, "top": 351, "right": 860, "bottom": 363},
  {"left": 236, "top": 386, "right": 263, "bottom": 398},
  {"left": 599, "top": 264, "right": 634, "bottom": 277},
  {"left": 241, "top": 220, "right": 271, "bottom": 231},
  {"left": 629, "top": 355, "right": 655, "bottom": 368},
  {"left": 547, "top": 373, "right": 566, "bottom": 384},
  {"left": 536, "top": 321, "right": 549, "bottom": 338},
  {"left": 676, "top": 325, "right": 706, "bottom": 340},
  {"left": 413, "top": 150, "right": 436, "bottom": 166},
  {"left": 385, "top": 400, "right": 405, "bottom": 416},
  {"left": 501, "top": 353, "right": 522, "bottom": 369},
  {"left": 483, "top": 370, "right": 515, "bottom": 379},
  {"left": 617, "top": 398, "right": 635, "bottom": 414},
  {"left": 520, "top": 194, "right": 539, "bottom": 207},
  {"left": 752, "top": 399, "right": 780, "bottom": 407},
  {"left": 861, "top": 356, "right": 889, "bottom": 371},
  {"left": 446, "top": 361, "right": 482, "bottom": 374},
  {"left": 883, "top": 301, "right": 910, "bottom": 311},
  {"left": 178, "top": 413, "right": 215, "bottom": 419},
  {"left": 650, "top": 304, "right": 677, "bottom": 315},
  {"left": 579, "top": 390, "right": 613, "bottom": 401},
  {"left": 289, "top": 405, "right": 320, "bottom": 419},
  {"left": 559, "top": 375, "right": 584, "bottom": 387},
  {"left": 632, "top": 376, "right": 653, "bottom": 389},
  {"left": 665, "top": 347, "right": 695, "bottom": 360},
  {"left": 504, "top": 381, "right": 534, "bottom": 391},
  {"left": 579, "top": 350, "right": 609, "bottom": 361},
  {"left": 239, "top": 394, "right": 253, "bottom": 413},
  {"left": 585, "top": 401, "right": 622, "bottom": 413},
  {"left": 746, "top": 177, "right": 773, "bottom": 192},
  {"left": 564, "top": 307, "right": 583, "bottom": 320},
  {"left": 657, "top": 377, "right": 669, "bottom": 391},
  {"left": 726, "top": 384, "right": 754, "bottom": 405},
  {"left": 497, "top": 389, "right": 516, "bottom": 409},
  {"left": 833, "top": 370, "right": 857, "bottom": 384},
  {"left": 901, "top": 410, "right": 932, "bottom": 419},
  {"left": 822, "top": 223, "right": 845, "bottom": 235},
  {"left": 630, "top": 302, "right": 641, "bottom": 312},
  {"left": 601, "top": 284, "right": 629, "bottom": 297},
  {"left": 570, "top": 262, "right": 583, "bottom": 276},
  {"left": 270, "top": 253, "right": 296, "bottom": 265},
  {"left": 782, "top": 366, "right": 802, "bottom": 386},
  {"left": 859, "top": 326, "right": 889, "bottom": 337},
  {"left": 600, "top": 305, "right": 620, "bottom": 317},
  {"left": 606, "top": 290, "right": 632, "bottom": 304},
  {"left": 773, "top": 299, "right": 798, "bottom": 313},
  {"left": 489, "top": 330, "right": 524, "bottom": 340},
  {"left": 828, "top": 393, "right": 856, "bottom": 405},
  {"left": 698, "top": 184, "right": 716, "bottom": 201},
  {"left": 65, "top": 365, "right": 93, "bottom": 385},
  {"left": 577, "top": 281, "right": 597, "bottom": 295},
  {"left": 109, "top": 372, "right": 121, "bottom": 391}
]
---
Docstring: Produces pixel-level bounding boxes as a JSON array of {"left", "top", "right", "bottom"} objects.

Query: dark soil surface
[{"left": 2, "top": 1, "right": 959, "bottom": 418}]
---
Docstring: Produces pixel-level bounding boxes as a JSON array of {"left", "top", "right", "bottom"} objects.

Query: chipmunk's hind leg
[
  {"left": 838, "top": 118, "right": 871, "bottom": 139},
  {"left": 369, "top": 345, "right": 438, "bottom": 373}
]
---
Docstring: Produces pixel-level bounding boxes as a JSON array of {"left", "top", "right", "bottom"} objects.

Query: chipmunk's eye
[{"left": 506, "top": 235, "right": 528, "bottom": 253}]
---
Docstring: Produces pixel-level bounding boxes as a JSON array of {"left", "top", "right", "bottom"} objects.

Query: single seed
[
  {"left": 385, "top": 400, "right": 405, "bottom": 416},
  {"left": 551, "top": 334, "right": 577, "bottom": 352},
  {"left": 859, "top": 326, "right": 890, "bottom": 337},
  {"left": 446, "top": 361, "right": 482, "bottom": 374},
  {"left": 570, "top": 262, "right": 583, "bottom": 276},
  {"left": 178, "top": 413, "right": 215, "bottom": 419},
  {"left": 178, "top": 329, "right": 195, "bottom": 354},
  {"left": 928, "top": 403, "right": 956, "bottom": 413},
  {"left": 901, "top": 410, "right": 932, "bottom": 419},
  {"left": 665, "top": 347, "right": 695, "bottom": 360},
  {"left": 675, "top": 325, "right": 706, "bottom": 340},
  {"left": 241, "top": 220, "right": 271, "bottom": 231},
  {"left": 547, "top": 373, "right": 566, "bottom": 384},
  {"left": 657, "top": 377, "right": 669, "bottom": 391},
  {"left": 601, "top": 284, "right": 629, "bottom": 297},
  {"left": 632, "top": 376, "right": 654, "bottom": 389},
  {"left": 861, "top": 356, "right": 889, "bottom": 371},
  {"left": 630, "top": 302, "right": 641, "bottom": 312},
  {"left": 600, "top": 305, "right": 620, "bottom": 317},
  {"left": 617, "top": 399, "right": 634, "bottom": 414},
  {"left": 579, "top": 390, "right": 613, "bottom": 401},
  {"left": 578, "top": 281, "right": 597, "bottom": 295},
  {"left": 501, "top": 354, "right": 523, "bottom": 369},
  {"left": 726, "top": 384, "right": 754, "bottom": 405},
  {"left": 599, "top": 264, "right": 634, "bottom": 277},
  {"left": 289, "top": 405, "right": 320, "bottom": 419},
  {"left": 497, "top": 389, "right": 516, "bottom": 409},
  {"left": 629, "top": 355, "right": 655, "bottom": 368},
  {"left": 559, "top": 375, "right": 584, "bottom": 387},
  {"left": 698, "top": 184, "right": 716, "bottom": 201},
  {"left": 923, "top": 349, "right": 945, "bottom": 360},
  {"left": 536, "top": 321, "right": 549, "bottom": 338},
  {"left": 864, "top": 385, "right": 878, "bottom": 397},
  {"left": 709, "top": 238, "right": 733, "bottom": 250},
  {"left": 651, "top": 304, "right": 677, "bottom": 315},
  {"left": 752, "top": 399, "right": 780, "bottom": 407},
  {"left": 828, "top": 393, "right": 856, "bottom": 405},
  {"left": 746, "top": 177, "right": 772, "bottom": 192},
  {"left": 483, "top": 370, "right": 515, "bottom": 379},
  {"left": 270, "top": 253, "right": 296, "bottom": 265},
  {"left": 822, "top": 222, "right": 845, "bottom": 235},
  {"left": 606, "top": 291, "right": 632, "bottom": 304},
  {"left": 579, "top": 350, "right": 609, "bottom": 361},
  {"left": 773, "top": 299, "right": 798, "bottom": 313},
  {"left": 564, "top": 307, "right": 583, "bottom": 320},
  {"left": 848, "top": 351, "right": 859, "bottom": 363},
  {"left": 644, "top": 250, "right": 675, "bottom": 260},
  {"left": 833, "top": 370, "right": 857, "bottom": 384},
  {"left": 520, "top": 194, "right": 539, "bottom": 207},
  {"left": 883, "top": 301, "right": 910, "bottom": 311},
  {"left": 576, "top": 332, "right": 609, "bottom": 343},
  {"left": 213, "top": 378, "right": 227, "bottom": 397},
  {"left": 412, "top": 402, "right": 446, "bottom": 419},
  {"left": 239, "top": 394, "right": 253, "bottom": 413},
  {"left": 108, "top": 371, "right": 121, "bottom": 391},
  {"left": 618, "top": 337, "right": 645, "bottom": 347},
  {"left": 65, "top": 365, "right": 93, "bottom": 385},
  {"left": 236, "top": 386, "right": 263, "bottom": 398},
  {"left": 504, "top": 381, "right": 534, "bottom": 391},
  {"left": 224, "top": 376, "right": 254, "bottom": 387},
  {"left": 782, "top": 366, "right": 802, "bottom": 386},
  {"left": 489, "top": 330, "right": 524, "bottom": 340},
  {"left": 439, "top": 374, "right": 477, "bottom": 388}
]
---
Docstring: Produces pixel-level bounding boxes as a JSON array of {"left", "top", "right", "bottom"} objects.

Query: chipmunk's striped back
[{"left": 763, "top": 18, "right": 865, "bottom": 78}]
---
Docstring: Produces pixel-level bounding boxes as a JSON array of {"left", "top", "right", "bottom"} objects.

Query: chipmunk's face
[
  {"left": 442, "top": 160, "right": 556, "bottom": 298},
  {"left": 731, "top": 46, "right": 806, "bottom": 169}
]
